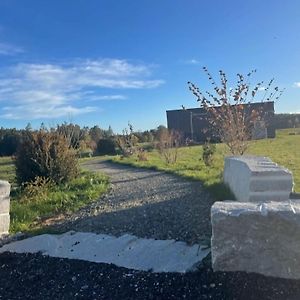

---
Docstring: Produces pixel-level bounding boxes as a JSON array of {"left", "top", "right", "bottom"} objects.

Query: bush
[
  {"left": 97, "top": 138, "right": 117, "bottom": 155},
  {"left": 157, "top": 130, "right": 182, "bottom": 164},
  {"left": 137, "top": 148, "right": 148, "bottom": 161},
  {"left": 116, "top": 123, "right": 136, "bottom": 157},
  {"left": 202, "top": 141, "right": 216, "bottom": 166},
  {"left": 21, "top": 176, "right": 54, "bottom": 203},
  {"left": 15, "top": 130, "right": 79, "bottom": 185}
]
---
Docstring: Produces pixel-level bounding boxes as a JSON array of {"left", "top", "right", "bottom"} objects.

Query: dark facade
[{"left": 166, "top": 101, "right": 275, "bottom": 142}]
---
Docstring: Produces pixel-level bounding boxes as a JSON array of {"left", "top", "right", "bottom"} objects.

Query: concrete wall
[{"left": 0, "top": 180, "right": 10, "bottom": 235}]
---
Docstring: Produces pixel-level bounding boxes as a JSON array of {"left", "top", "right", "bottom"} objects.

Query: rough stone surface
[
  {"left": 0, "top": 231, "right": 210, "bottom": 273},
  {"left": 224, "top": 156, "right": 293, "bottom": 202},
  {"left": 211, "top": 200, "right": 300, "bottom": 279}
]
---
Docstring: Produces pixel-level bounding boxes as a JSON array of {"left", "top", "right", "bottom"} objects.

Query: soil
[{"left": 0, "top": 252, "right": 300, "bottom": 300}]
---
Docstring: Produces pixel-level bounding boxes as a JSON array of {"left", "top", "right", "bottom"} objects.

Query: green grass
[
  {"left": 111, "top": 129, "right": 300, "bottom": 200},
  {"left": 0, "top": 156, "right": 16, "bottom": 186},
  {"left": 0, "top": 158, "right": 109, "bottom": 233}
]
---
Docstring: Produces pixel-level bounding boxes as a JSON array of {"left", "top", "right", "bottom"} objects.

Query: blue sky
[{"left": 0, "top": 0, "right": 299, "bottom": 132}]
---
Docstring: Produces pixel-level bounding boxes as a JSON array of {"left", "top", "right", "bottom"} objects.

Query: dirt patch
[{"left": 0, "top": 252, "right": 300, "bottom": 300}]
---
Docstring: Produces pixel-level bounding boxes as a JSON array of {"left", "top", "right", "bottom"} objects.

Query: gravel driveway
[{"left": 53, "top": 159, "right": 214, "bottom": 245}]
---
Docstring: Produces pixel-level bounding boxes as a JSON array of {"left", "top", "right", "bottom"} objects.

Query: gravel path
[{"left": 52, "top": 159, "right": 214, "bottom": 245}]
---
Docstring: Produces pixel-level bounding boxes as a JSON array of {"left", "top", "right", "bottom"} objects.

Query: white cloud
[
  {"left": 1, "top": 105, "right": 95, "bottom": 120},
  {"left": 0, "top": 42, "right": 23, "bottom": 56},
  {"left": 183, "top": 59, "right": 201, "bottom": 65},
  {"left": 86, "top": 94, "right": 127, "bottom": 101},
  {"left": 0, "top": 59, "right": 164, "bottom": 120},
  {"left": 294, "top": 82, "right": 300, "bottom": 88}
]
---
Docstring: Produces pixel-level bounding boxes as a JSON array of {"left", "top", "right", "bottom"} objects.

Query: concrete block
[
  {"left": 0, "top": 181, "right": 10, "bottom": 235},
  {"left": 0, "top": 213, "right": 10, "bottom": 235},
  {"left": 0, "top": 180, "right": 10, "bottom": 197},
  {"left": 0, "top": 196, "right": 10, "bottom": 214},
  {"left": 211, "top": 200, "right": 300, "bottom": 279},
  {"left": 224, "top": 156, "right": 293, "bottom": 202}
]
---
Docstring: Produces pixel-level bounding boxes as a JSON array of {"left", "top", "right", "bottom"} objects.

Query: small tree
[
  {"left": 157, "top": 129, "right": 181, "bottom": 164},
  {"left": 202, "top": 140, "right": 216, "bottom": 166},
  {"left": 188, "top": 68, "right": 284, "bottom": 155},
  {"left": 116, "top": 123, "right": 137, "bottom": 157}
]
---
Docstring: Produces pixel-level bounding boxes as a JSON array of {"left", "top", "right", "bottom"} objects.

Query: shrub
[
  {"left": 202, "top": 141, "right": 216, "bottom": 166},
  {"left": 15, "top": 130, "right": 79, "bottom": 185},
  {"left": 116, "top": 123, "right": 137, "bottom": 157},
  {"left": 97, "top": 138, "right": 117, "bottom": 155},
  {"left": 157, "top": 129, "right": 182, "bottom": 164},
  {"left": 21, "top": 176, "right": 54, "bottom": 203},
  {"left": 137, "top": 148, "right": 148, "bottom": 161}
]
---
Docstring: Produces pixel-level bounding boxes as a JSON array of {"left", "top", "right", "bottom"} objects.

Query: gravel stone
[{"left": 51, "top": 160, "right": 214, "bottom": 245}]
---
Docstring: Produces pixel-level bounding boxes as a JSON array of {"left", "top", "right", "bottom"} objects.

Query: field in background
[{"left": 111, "top": 129, "right": 300, "bottom": 200}]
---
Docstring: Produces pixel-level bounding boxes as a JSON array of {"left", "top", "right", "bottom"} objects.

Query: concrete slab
[{"left": 0, "top": 231, "right": 210, "bottom": 273}]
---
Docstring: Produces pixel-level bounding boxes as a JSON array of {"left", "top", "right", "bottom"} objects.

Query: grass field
[
  {"left": 0, "top": 158, "right": 109, "bottom": 233},
  {"left": 112, "top": 129, "right": 300, "bottom": 200}
]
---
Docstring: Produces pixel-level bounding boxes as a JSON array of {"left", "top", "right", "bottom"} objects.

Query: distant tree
[
  {"left": 155, "top": 125, "right": 168, "bottom": 142},
  {"left": 188, "top": 68, "right": 284, "bottom": 155},
  {"left": 106, "top": 125, "right": 114, "bottom": 137},
  {"left": 89, "top": 126, "right": 104, "bottom": 144},
  {"left": 56, "top": 123, "right": 86, "bottom": 149},
  {"left": 0, "top": 128, "right": 22, "bottom": 156},
  {"left": 25, "top": 123, "right": 32, "bottom": 132}
]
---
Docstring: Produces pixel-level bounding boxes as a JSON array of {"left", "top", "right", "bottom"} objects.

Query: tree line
[{"left": 0, "top": 123, "right": 169, "bottom": 157}]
